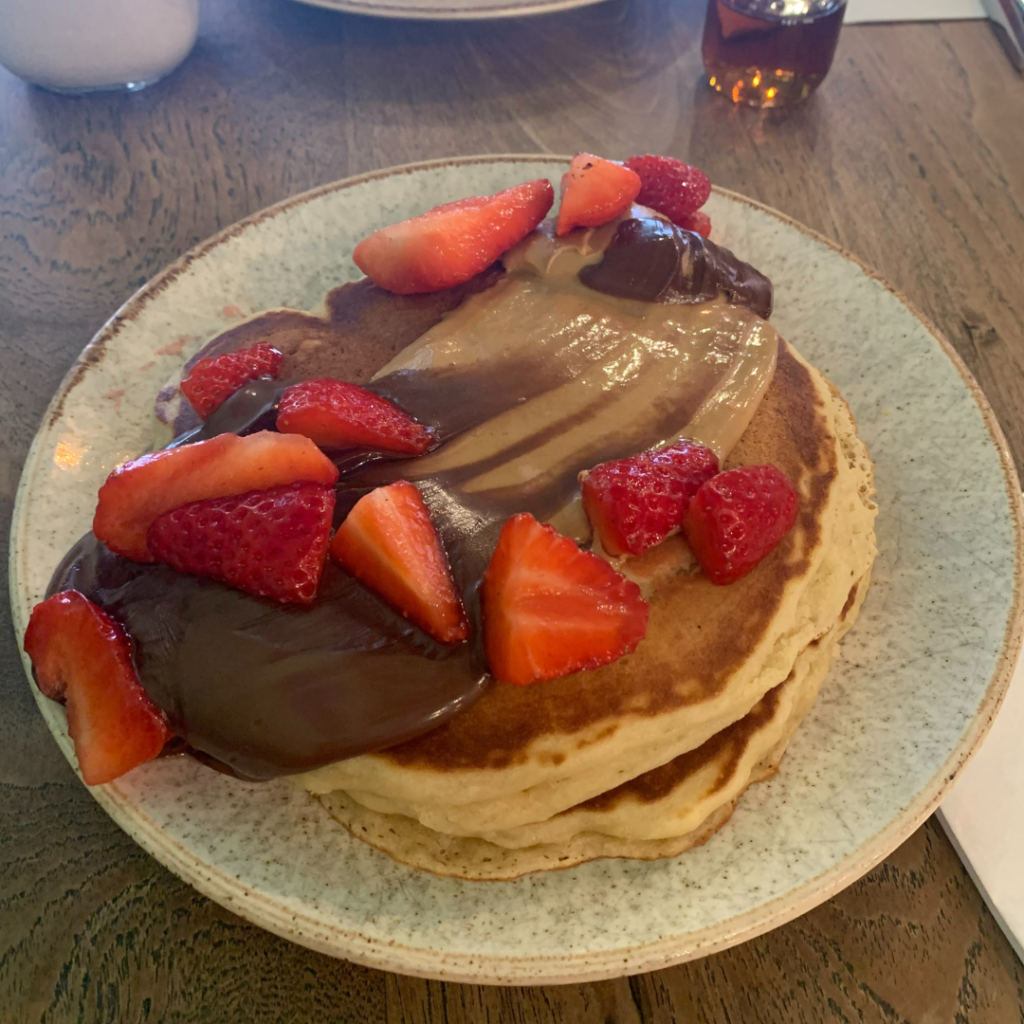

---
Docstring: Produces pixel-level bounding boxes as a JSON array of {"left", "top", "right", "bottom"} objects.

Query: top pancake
[
  {"left": 318, "top": 356, "right": 875, "bottom": 874},
  {"left": 154, "top": 231, "right": 875, "bottom": 837},
  {"left": 318, "top": 589, "right": 860, "bottom": 877},
  {"left": 377, "top": 348, "right": 833, "bottom": 769},
  {"left": 300, "top": 342, "right": 875, "bottom": 835}
]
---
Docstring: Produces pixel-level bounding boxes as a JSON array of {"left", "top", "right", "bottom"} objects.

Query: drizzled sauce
[{"left": 48, "top": 213, "right": 778, "bottom": 780}]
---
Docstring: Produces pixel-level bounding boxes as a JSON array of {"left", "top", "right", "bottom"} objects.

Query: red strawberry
[
  {"left": 180, "top": 343, "right": 284, "bottom": 419},
  {"left": 582, "top": 440, "right": 719, "bottom": 558},
  {"left": 481, "top": 513, "right": 648, "bottom": 686},
  {"left": 148, "top": 482, "right": 336, "bottom": 604},
  {"left": 23, "top": 591, "right": 171, "bottom": 785},
  {"left": 330, "top": 481, "right": 468, "bottom": 644},
  {"left": 556, "top": 153, "right": 642, "bottom": 236},
  {"left": 94, "top": 431, "right": 339, "bottom": 563},
  {"left": 623, "top": 155, "right": 712, "bottom": 226},
  {"left": 353, "top": 179, "right": 554, "bottom": 295},
  {"left": 678, "top": 210, "right": 712, "bottom": 238},
  {"left": 683, "top": 465, "right": 799, "bottom": 585},
  {"left": 277, "top": 379, "right": 432, "bottom": 455}
]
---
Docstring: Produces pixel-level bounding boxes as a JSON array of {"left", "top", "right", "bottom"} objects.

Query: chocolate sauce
[
  {"left": 50, "top": 538, "right": 490, "bottom": 779},
  {"left": 579, "top": 218, "right": 773, "bottom": 318},
  {"left": 46, "top": 216, "right": 778, "bottom": 781},
  {"left": 169, "top": 378, "right": 283, "bottom": 447}
]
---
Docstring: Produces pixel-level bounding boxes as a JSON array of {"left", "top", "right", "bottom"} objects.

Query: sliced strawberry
[
  {"left": 277, "top": 379, "right": 432, "bottom": 455},
  {"left": 582, "top": 440, "right": 719, "bottom": 558},
  {"left": 24, "top": 591, "right": 171, "bottom": 785},
  {"left": 330, "top": 481, "right": 468, "bottom": 644},
  {"left": 93, "top": 431, "right": 339, "bottom": 563},
  {"left": 148, "top": 482, "right": 336, "bottom": 604},
  {"left": 481, "top": 513, "right": 648, "bottom": 686},
  {"left": 556, "top": 154, "right": 642, "bottom": 237},
  {"left": 353, "top": 179, "right": 554, "bottom": 295},
  {"left": 623, "top": 155, "right": 712, "bottom": 226},
  {"left": 683, "top": 465, "right": 799, "bottom": 585},
  {"left": 678, "top": 210, "right": 712, "bottom": 238},
  {"left": 180, "top": 342, "right": 284, "bottom": 419}
]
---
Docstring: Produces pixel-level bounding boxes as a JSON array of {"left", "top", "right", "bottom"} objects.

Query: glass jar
[{"left": 702, "top": 0, "right": 847, "bottom": 108}]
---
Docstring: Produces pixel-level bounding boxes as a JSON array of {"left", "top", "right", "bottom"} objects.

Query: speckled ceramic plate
[
  {"left": 287, "top": 0, "right": 605, "bottom": 21},
  {"left": 10, "top": 155, "right": 1023, "bottom": 984}
]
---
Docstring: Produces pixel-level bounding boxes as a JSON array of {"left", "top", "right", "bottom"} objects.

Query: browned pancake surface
[
  {"left": 375, "top": 346, "right": 838, "bottom": 772},
  {"left": 164, "top": 269, "right": 503, "bottom": 433},
  {"left": 574, "top": 682, "right": 785, "bottom": 813},
  {"left": 162, "top": 272, "right": 839, "bottom": 780}
]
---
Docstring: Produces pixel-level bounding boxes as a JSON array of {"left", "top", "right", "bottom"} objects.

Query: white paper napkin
[
  {"left": 845, "top": 0, "right": 986, "bottom": 23},
  {"left": 938, "top": 629, "right": 1024, "bottom": 963}
]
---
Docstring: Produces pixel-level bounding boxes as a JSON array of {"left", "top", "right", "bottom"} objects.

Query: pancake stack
[
  {"left": 151, "top": 216, "right": 877, "bottom": 880},
  {"left": 303, "top": 344, "right": 876, "bottom": 878}
]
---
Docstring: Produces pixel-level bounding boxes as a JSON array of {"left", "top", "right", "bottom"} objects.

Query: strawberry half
[
  {"left": 683, "top": 464, "right": 799, "bottom": 585},
  {"left": 556, "top": 153, "right": 642, "bottom": 236},
  {"left": 180, "top": 342, "right": 284, "bottom": 419},
  {"left": 330, "top": 481, "right": 468, "bottom": 644},
  {"left": 678, "top": 210, "right": 712, "bottom": 238},
  {"left": 481, "top": 513, "right": 648, "bottom": 686},
  {"left": 582, "top": 440, "right": 719, "bottom": 558},
  {"left": 623, "top": 155, "right": 712, "bottom": 226},
  {"left": 24, "top": 591, "right": 171, "bottom": 785},
  {"left": 148, "top": 482, "right": 336, "bottom": 604},
  {"left": 93, "top": 431, "right": 339, "bottom": 562},
  {"left": 353, "top": 179, "right": 555, "bottom": 295},
  {"left": 277, "top": 379, "right": 432, "bottom": 455}
]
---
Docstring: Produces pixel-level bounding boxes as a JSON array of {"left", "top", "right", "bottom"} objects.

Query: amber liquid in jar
[{"left": 702, "top": 0, "right": 845, "bottom": 108}]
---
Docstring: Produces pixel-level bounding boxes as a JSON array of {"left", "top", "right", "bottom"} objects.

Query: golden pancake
[
  {"left": 319, "top": 558, "right": 873, "bottom": 879},
  {"left": 299, "top": 344, "right": 876, "bottom": 846},
  {"left": 155, "top": 217, "right": 876, "bottom": 878},
  {"left": 318, "top": 582, "right": 864, "bottom": 880}
]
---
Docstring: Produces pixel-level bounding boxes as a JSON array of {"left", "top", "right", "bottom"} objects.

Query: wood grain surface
[{"left": 2, "top": 0, "right": 1023, "bottom": 1020}]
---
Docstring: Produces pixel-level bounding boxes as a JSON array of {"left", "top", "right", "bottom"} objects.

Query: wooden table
[{"left": 2, "top": 0, "right": 1023, "bottom": 1019}]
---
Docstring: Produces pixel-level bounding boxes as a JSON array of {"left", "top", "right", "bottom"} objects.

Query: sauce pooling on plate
[{"left": 49, "top": 213, "right": 778, "bottom": 780}]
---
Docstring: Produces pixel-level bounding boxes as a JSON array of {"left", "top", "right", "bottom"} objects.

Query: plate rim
[
  {"left": 10, "top": 153, "right": 1024, "bottom": 984},
  {"left": 285, "top": 0, "right": 610, "bottom": 22}
]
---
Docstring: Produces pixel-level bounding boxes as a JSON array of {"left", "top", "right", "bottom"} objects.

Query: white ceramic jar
[{"left": 0, "top": 0, "right": 199, "bottom": 93}]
